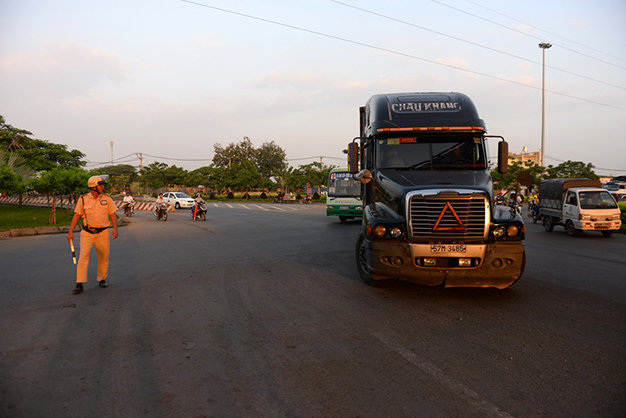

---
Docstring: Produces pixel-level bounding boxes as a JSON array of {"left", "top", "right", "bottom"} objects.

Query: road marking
[
  {"left": 251, "top": 204, "right": 270, "bottom": 211},
  {"left": 225, "top": 203, "right": 233, "bottom": 208},
  {"left": 240, "top": 204, "right": 250, "bottom": 209},
  {"left": 374, "top": 332, "right": 513, "bottom": 418}
]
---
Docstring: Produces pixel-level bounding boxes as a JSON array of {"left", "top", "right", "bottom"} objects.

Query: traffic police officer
[{"left": 67, "top": 175, "right": 118, "bottom": 294}]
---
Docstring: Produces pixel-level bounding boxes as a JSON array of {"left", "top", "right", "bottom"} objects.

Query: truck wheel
[
  {"left": 565, "top": 220, "right": 576, "bottom": 236},
  {"left": 339, "top": 216, "right": 349, "bottom": 223},
  {"left": 543, "top": 217, "right": 553, "bottom": 232},
  {"left": 355, "top": 233, "right": 377, "bottom": 286},
  {"left": 601, "top": 231, "right": 613, "bottom": 237}
]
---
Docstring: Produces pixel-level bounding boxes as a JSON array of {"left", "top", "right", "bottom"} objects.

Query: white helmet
[{"left": 87, "top": 175, "right": 107, "bottom": 188}]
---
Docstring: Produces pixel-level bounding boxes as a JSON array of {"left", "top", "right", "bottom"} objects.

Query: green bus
[{"left": 326, "top": 168, "right": 362, "bottom": 222}]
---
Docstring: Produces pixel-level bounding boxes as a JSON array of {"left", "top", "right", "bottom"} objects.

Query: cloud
[
  {"left": 0, "top": 41, "right": 129, "bottom": 103},
  {"left": 250, "top": 71, "right": 331, "bottom": 89}
]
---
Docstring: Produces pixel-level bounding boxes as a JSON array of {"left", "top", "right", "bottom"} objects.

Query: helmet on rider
[{"left": 87, "top": 175, "right": 107, "bottom": 189}]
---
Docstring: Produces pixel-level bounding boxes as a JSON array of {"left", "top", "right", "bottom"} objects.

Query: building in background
[{"left": 508, "top": 146, "right": 541, "bottom": 166}]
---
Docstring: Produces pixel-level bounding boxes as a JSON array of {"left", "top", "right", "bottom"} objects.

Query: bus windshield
[
  {"left": 375, "top": 134, "right": 486, "bottom": 170},
  {"left": 328, "top": 171, "right": 361, "bottom": 197}
]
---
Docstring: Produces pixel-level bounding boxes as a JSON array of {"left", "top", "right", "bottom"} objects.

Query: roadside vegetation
[
  {"left": 0, "top": 205, "right": 74, "bottom": 230},
  {"left": 1, "top": 114, "right": 623, "bottom": 230}
]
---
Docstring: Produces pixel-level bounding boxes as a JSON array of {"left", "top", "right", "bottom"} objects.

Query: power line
[
  {"left": 179, "top": 0, "right": 625, "bottom": 111},
  {"left": 461, "top": 0, "right": 626, "bottom": 64},
  {"left": 330, "top": 0, "right": 626, "bottom": 90},
  {"left": 141, "top": 153, "right": 211, "bottom": 162},
  {"left": 545, "top": 155, "right": 626, "bottom": 172},
  {"left": 430, "top": 0, "right": 626, "bottom": 71}
]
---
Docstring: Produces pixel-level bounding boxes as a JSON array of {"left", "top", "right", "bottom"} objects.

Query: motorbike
[
  {"left": 528, "top": 201, "right": 540, "bottom": 223},
  {"left": 123, "top": 202, "right": 134, "bottom": 217},
  {"left": 154, "top": 203, "right": 168, "bottom": 221},
  {"left": 301, "top": 195, "right": 311, "bottom": 204},
  {"left": 191, "top": 201, "right": 207, "bottom": 221}
]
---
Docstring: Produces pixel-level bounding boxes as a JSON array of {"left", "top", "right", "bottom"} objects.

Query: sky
[{"left": 1, "top": 0, "right": 625, "bottom": 175}]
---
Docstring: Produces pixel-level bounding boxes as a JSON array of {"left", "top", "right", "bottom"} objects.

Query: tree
[
  {"left": 30, "top": 166, "right": 89, "bottom": 224},
  {"left": 0, "top": 115, "right": 32, "bottom": 150},
  {"left": 139, "top": 162, "right": 188, "bottom": 189},
  {"left": 0, "top": 147, "right": 36, "bottom": 206},
  {"left": 17, "top": 139, "right": 85, "bottom": 171},
  {"left": 230, "top": 161, "right": 266, "bottom": 190},
  {"left": 287, "top": 162, "right": 335, "bottom": 191},
  {"left": 213, "top": 137, "right": 256, "bottom": 169},
  {"left": 490, "top": 160, "right": 546, "bottom": 190},
  {"left": 1, "top": 115, "right": 85, "bottom": 171},
  {"left": 256, "top": 141, "right": 287, "bottom": 181},
  {"left": 0, "top": 164, "right": 22, "bottom": 195},
  {"left": 544, "top": 160, "right": 598, "bottom": 180},
  {"left": 93, "top": 164, "right": 138, "bottom": 192}
]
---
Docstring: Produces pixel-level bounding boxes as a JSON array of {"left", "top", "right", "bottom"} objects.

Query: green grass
[{"left": 0, "top": 205, "right": 75, "bottom": 230}]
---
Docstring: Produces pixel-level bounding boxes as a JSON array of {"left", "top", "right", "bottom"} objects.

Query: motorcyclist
[
  {"left": 121, "top": 192, "right": 135, "bottom": 213},
  {"left": 192, "top": 192, "right": 205, "bottom": 219},
  {"left": 154, "top": 193, "right": 166, "bottom": 214}
]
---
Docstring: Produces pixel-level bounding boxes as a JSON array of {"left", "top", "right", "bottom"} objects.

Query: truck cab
[
  {"left": 347, "top": 92, "right": 525, "bottom": 289},
  {"left": 540, "top": 179, "right": 621, "bottom": 236}
]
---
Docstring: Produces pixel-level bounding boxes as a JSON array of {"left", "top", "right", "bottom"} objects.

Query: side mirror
[
  {"left": 498, "top": 140, "right": 509, "bottom": 174},
  {"left": 348, "top": 142, "right": 359, "bottom": 174}
]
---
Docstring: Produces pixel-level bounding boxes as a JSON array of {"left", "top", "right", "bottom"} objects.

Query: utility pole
[
  {"left": 135, "top": 152, "right": 143, "bottom": 173},
  {"left": 539, "top": 42, "right": 552, "bottom": 167},
  {"left": 110, "top": 140, "right": 114, "bottom": 164}
]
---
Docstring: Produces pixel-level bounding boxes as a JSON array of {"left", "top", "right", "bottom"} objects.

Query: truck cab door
[{"left": 563, "top": 191, "right": 578, "bottom": 221}]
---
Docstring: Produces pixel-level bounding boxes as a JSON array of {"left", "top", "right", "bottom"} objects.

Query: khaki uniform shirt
[{"left": 75, "top": 193, "right": 117, "bottom": 228}]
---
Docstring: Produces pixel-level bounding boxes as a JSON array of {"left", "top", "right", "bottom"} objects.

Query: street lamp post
[{"left": 539, "top": 42, "right": 552, "bottom": 167}]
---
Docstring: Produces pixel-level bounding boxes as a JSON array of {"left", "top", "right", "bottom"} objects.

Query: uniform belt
[{"left": 82, "top": 225, "right": 110, "bottom": 234}]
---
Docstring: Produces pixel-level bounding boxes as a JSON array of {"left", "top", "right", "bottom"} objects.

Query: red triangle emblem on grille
[{"left": 433, "top": 201, "right": 466, "bottom": 231}]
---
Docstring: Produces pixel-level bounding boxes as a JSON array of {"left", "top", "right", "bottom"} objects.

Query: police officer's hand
[
  {"left": 67, "top": 231, "right": 73, "bottom": 242},
  {"left": 112, "top": 229, "right": 118, "bottom": 239}
]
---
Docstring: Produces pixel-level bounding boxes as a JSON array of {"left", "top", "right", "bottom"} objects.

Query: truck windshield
[
  {"left": 328, "top": 171, "right": 361, "bottom": 197},
  {"left": 375, "top": 134, "right": 486, "bottom": 170},
  {"left": 579, "top": 191, "right": 618, "bottom": 209}
]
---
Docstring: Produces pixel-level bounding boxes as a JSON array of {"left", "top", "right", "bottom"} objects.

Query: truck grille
[{"left": 408, "top": 194, "right": 487, "bottom": 241}]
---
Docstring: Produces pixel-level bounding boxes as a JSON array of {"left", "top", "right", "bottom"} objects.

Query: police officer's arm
[
  {"left": 67, "top": 213, "right": 81, "bottom": 242},
  {"left": 111, "top": 214, "right": 118, "bottom": 239}
]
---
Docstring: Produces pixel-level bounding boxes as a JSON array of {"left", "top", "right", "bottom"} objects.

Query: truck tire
[
  {"left": 565, "top": 220, "right": 576, "bottom": 236},
  {"left": 355, "top": 233, "right": 377, "bottom": 286},
  {"left": 601, "top": 230, "right": 613, "bottom": 237},
  {"left": 543, "top": 216, "right": 553, "bottom": 232}
]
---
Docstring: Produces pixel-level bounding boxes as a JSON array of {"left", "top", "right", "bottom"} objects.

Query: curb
[{"left": 0, "top": 218, "right": 127, "bottom": 240}]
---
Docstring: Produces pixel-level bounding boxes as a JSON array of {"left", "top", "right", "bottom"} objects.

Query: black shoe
[
  {"left": 98, "top": 280, "right": 108, "bottom": 288},
  {"left": 73, "top": 283, "right": 83, "bottom": 295}
]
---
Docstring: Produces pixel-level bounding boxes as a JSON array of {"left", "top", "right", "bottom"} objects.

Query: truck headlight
[
  {"left": 389, "top": 227, "right": 402, "bottom": 238},
  {"left": 493, "top": 226, "right": 506, "bottom": 239},
  {"left": 580, "top": 214, "right": 591, "bottom": 221},
  {"left": 373, "top": 224, "right": 387, "bottom": 238},
  {"left": 506, "top": 225, "right": 520, "bottom": 238}
]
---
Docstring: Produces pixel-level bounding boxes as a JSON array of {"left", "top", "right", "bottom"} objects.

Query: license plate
[
  {"left": 339, "top": 206, "right": 349, "bottom": 210},
  {"left": 594, "top": 223, "right": 611, "bottom": 229},
  {"left": 430, "top": 244, "right": 466, "bottom": 253}
]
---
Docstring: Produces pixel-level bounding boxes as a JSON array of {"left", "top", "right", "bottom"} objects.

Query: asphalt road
[{"left": 1, "top": 203, "right": 625, "bottom": 417}]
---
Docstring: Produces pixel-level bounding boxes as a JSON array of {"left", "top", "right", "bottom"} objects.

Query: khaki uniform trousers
[{"left": 76, "top": 229, "right": 110, "bottom": 283}]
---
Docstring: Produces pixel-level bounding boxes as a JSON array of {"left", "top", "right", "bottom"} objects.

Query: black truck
[{"left": 347, "top": 92, "right": 525, "bottom": 288}]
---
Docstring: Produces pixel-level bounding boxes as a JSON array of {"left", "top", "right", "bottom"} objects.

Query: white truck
[{"left": 539, "top": 178, "right": 622, "bottom": 236}]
